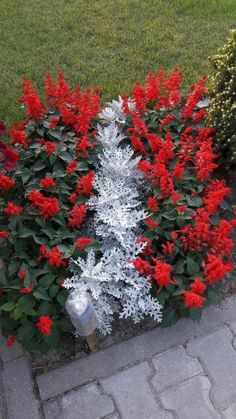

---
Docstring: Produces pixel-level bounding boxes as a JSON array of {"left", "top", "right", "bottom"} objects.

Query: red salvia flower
[
  {"left": 0, "top": 173, "right": 15, "bottom": 193},
  {"left": 36, "top": 315, "right": 53, "bottom": 336},
  {"left": 38, "top": 197, "right": 60, "bottom": 220},
  {"left": 10, "top": 129, "right": 28, "bottom": 148},
  {"left": 40, "top": 177, "right": 56, "bottom": 189},
  {"left": 194, "top": 139, "right": 218, "bottom": 181},
  {"left": 0, "top": 230, "right": 9, "bottom": 238},
  {"left": 183, "top": 291, "right": 205, "bottom": 308},
  {"left": 67, "top": 204, "right": 87, "bottom": 229},
  {"left": 75, "top": 237, "right": 94, "bottom": 250},
  {"left": 49, "top": 117, "right": 59, "bottom": 129},
  {"left": 45, "top": 246, "right": 66, "bottom": 268},
  {"left": 28, "top": 190, "right": 44, "bottom": 206},
  {"left": 45, "top": 141, "right": 57, "bottom": 155},
  {"left": 182, "top": 78, "right": 206, "bottom": 119},
  {"left": 161, "top": 241, "right": 175, "bottom": 256},
  {"left": 190, "top": 278, "right": 206, "bottom": 294},
  {"left": 20, "top": 79, "right": 46, "bottom": 121},
  {"left": 6, "top": 336, "right": 17, "bottom": 347},
  {"left": 204, "top": 254, "right": 233, "bottom": 285},
  {"left": 173, "top": 162, "right": 184, "bottom": 180},
  {"left": 146, "top": 134, "right": 162, "bottom": 153},
  {"left": 20, "top": 287, "right": 33, "bottom": 294},
  {"left": 76, "top": 172, "right": 94, "bottom": 196},
  {"left": 145, "top": 216, "right": 158, "bottom": 230},
  {"left": 130, "top": 136, "right": 147, "bottom": 154},
  {"left": 0, "top": 142, "right": 19, "bottom": 172},
  {"left": 18, "top": 269, "right": 27, "bottom": 280},
  {"left": 66, "top": 161, "right": 77, "bottom": 175},
  {"left": 68, "top": 192, "right": 77, "bottom": 203},
  {"left": 4, "top": 202, "right": 22, "bottom": 217},
  {"left": 161, "top": 113, "right": 174, "bottom": 126},
  {"left": 203, "top": 180, "right": 231, "bottom": 214},
  {"left": 152, "top": 260, "right": 175, "bottom": 291},
  {"left": 133, "top": 257, "right": 151, "bottom": 276},
  {"left": 147, "top": 197, "right": 159, "bottom": 213}
]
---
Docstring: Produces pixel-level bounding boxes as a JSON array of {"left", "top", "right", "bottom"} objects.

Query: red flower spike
[
  {"left": 36, "top": 315, "right": 53, "bottom": 336},
  {"left": 40, "top": 177, "right": 56, "bottom": 189},
  {"left": 66, "top": 161, "right": 77, "bottom": 175},
  {"left": 18, "top": 269, "right": 27, "bottom": 280},
  {"left": 76, "top": 172, "right": 94, "bottom": 196},
  {"left": 133, "top": 257, "right": 151, "bottom": 276},
  {"left": 0, "top": 174, "right": 15, "bottom": 193},
  {"left": 152, "top": 260, "right": 176, "bottom": 291},
  {"left": 45, "top": 141, "right": 57, "bottom": 155},
  {"left": 183, "top": 291, "right": 205, "bottom": 309},
  {"left": 190, "top": 278, "right": 206, "bottom": 295},
  {"left": 67, "top": 204, "right": 87, "bottom": 229},
  {"left": 6, "top": 336, "right": 17, "bottom": 347},
  {"left": 4, "top": 202, "right": 22, "bottom": 217},
  {"left": 75, "top": 237, "right": 94, "bottom": 250},
  {"left": 0, "top": 230, "right": 9, "bottom": 238}
]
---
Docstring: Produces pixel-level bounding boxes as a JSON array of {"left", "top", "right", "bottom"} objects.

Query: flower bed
[{"left": 0, "top": 70, "right": 235, "bottom": 353}]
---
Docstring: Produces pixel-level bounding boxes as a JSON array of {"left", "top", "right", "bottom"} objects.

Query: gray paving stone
[
  {"left": 36, "top": 316, "right": 205, "bottom": 400},
  {"left": 228, "top": 321, "right": 236, "bottom": 335},
  {"left": 0, "top": 332, "right": 24, "bottom": 363},
  {"left": 187, "top": 326, "right": 236, "bottom": 409},
  {"left": 151, "top": 346, "right": 202, "bottom": 393},
  {"left": 2, "top": 356, "right": 40, "bottom": 419},
  {"left": 222, "top": 401, "right": 236, "bottom": 419},
  {"left": 102, "top": 362, "right": 174, "bottom": 419},
  {"left": 37, "top": 295, "right": 236, "bottom": 401},
  {"left": 43, "top": 400, "right": 61, "bottom": 419},
  {"left": 218, "top": 294, "right": 236, "bottom": 323},
  {"left": 60, "top": 383, "right": 114, "bottom": 419},
  {"left": 160, "top": 376, "right": 220, "bottom": 419}
]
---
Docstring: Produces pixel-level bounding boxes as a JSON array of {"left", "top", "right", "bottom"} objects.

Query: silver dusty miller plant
[{"left": 64, "top": 100, "right": 162, "bottom": 334}]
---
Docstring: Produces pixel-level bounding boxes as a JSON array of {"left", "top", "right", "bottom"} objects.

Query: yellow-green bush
[{"left": 208, "top": 29, "right": 236, "bottom": 168}]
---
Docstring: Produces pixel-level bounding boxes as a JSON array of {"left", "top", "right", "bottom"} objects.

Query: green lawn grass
[{"left": 0, "top": 0, "right": 236, "bottom": 126}]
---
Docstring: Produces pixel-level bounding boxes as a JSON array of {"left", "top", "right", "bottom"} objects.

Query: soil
[{"left": 31, "top": 167, "right": 236, "bottom": 376}]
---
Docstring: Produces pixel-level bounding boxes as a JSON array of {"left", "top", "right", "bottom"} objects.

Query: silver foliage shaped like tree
[{"left": 64, "top": 103, "right": 162, "bottom": 334}]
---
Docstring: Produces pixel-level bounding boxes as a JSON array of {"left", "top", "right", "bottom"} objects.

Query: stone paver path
[{"left": 1, "top": 294, "right": 236, "bottom": 418}]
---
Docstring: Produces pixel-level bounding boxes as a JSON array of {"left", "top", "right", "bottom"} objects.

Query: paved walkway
[{"left": 1, "top": 295, "right": 236, "bottom": 418}]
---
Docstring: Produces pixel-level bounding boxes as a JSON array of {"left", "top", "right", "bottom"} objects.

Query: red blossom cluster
[
  {"left": 125, "top": 69, "right": 235, "bottom": 314},
  {"left": 28, "top": 190, "right": 60, "bottom": 220},
  {"left": 40, "top": 245, "right": 67, "bottom": 268},
  {"left": 36, "top": 315, "right": 53, "bottom": 335}
]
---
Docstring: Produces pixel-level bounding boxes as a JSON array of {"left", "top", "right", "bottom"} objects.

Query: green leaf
[
  {"left": 0, "top": 302, "right": 15, "bottom": 311},
  {"left": 176, "top": 215, "right": 185, "bottom": 228},
  {"left": 17, "top": 321, "right": 35, "bottom": 341},
  {"left": 186, "top": 195, "right": 203, "bottom": 208},
  {"left": 60, "top": 151, "right": 72, "bottom": 163},
  {"left": 8, "top": 260, "right": 21, "bottom": 276},
  {"left": 77, "top": 161, "right": 90, "bottom": 171},
  {"left": 174, "top": 259, "right": 185, "bottom": 274},
  {"left": 84, "top": 240, "right": 102, "bottom": 252},
  {"left": 57, "top": 317, "right": 74, "bottom": 333},
  {"left": 19, "top": 294, "right": 35, "bottom": 311},
  {"left": 38, "top": 274, "right": 56, "bottom": 289},
  {"left": 43, "top": 325, "right": 59, "bottom": 348},
  {"left": 33, "top": 288, "right": 51, "bottom": 301},
  {"left": 207, "top": 289, "right": 222, "bottom": 304},
  {"left": 49, "top": 284, "right": 59, "bottom": 299},
  {"left": 33, "top": 161, "right": 46, "bottom": 171},
  {"left": 162, "top": 308, "right": 177, "bottom": 327},
  {"left": 187, "top": 256, "right": 200, "bottom": 275},
  {"left": 189, "top": 308, "right": 202, "bottom": 321},
  {"left": 56, "top": 290, "right": 68, "bottom": 307},
  {"left": 13, "top": 306, "right": 23, "bottom": 320}
]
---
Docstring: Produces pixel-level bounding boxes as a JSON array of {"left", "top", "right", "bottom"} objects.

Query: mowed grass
[{"left": 0, "top": 0, "right": 236, "bottom": 126}]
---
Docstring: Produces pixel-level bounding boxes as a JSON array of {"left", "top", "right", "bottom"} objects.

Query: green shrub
[{"left": 208, "top": 29, "right": 236, "bottom": 167}]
